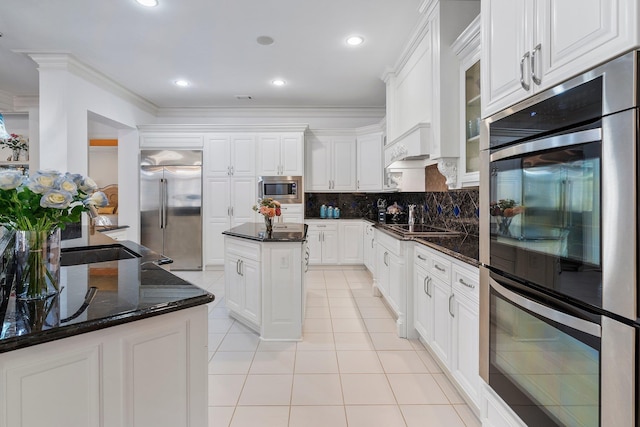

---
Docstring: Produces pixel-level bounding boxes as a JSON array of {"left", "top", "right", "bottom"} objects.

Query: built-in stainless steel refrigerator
[{"left": 140, "top": 150, "right": 202, "bottom": 270}]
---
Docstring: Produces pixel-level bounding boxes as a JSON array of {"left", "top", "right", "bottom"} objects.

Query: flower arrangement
[
  {"left": 252, "top": 198, "right": 281, "bottom": 233},
  {"left": 252, "top": 197, "right": 282, "bottom": 218},
  {"left": 1, "top": 133, "right": 28, "bottom": 152},
  {"left": 0, "top": 169, "right": 108, "bottom": 231}
]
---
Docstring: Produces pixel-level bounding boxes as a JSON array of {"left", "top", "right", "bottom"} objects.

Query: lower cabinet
[
  {"left": 363, "top": 222, "right": 376, "bottom": 273},
  {"left": 374, "top": 229, "right": 411, "bottom": 338},
  {"left": 338, "top": 220, "right": 363, "bottom": 264},
  {"left": 225, "top": 238, "right": 261, "bottom": 328},
  {"left": 0, "top": 306, "right": 208, "bottom": 427},
  {"left": 306, "top": 222, "right": 338, "bottom": 265},
  {"left": 306, "top": 220, "right": 366, "bottom": 265},
  {"left": 224, "top": 235, "right": 305, "bottom": 340},
  {"left": 276, "top": 204, "right": 304, "bottom": 223},
  {"left": 413, "top": 243, "right": 481, "bottom": 412}
]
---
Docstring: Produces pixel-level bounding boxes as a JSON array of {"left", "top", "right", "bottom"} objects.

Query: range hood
[{"left": 384, "top": 122, "right": 431, "bottom": 168}]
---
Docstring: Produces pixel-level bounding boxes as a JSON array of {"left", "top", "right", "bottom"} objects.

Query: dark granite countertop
[
  {"left": 372, "top": 222, "right": 479, "bottom": 266},
  {"left": 223, "top": 222, "right": 308, "bottom": 242},
  {"left": 0, "top": 227, "right": 214, "bottom": 353}
]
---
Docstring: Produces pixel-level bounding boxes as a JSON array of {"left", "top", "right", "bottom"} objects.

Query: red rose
[{"left": 276, "top": 207, "right": 281, "bottom": 216}]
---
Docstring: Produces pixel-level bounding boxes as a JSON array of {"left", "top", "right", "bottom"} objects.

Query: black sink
[{"left": 61, "top": 244, "right": 141, "bottom": 266}]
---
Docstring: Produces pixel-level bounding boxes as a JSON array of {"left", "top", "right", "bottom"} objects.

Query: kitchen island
[
  {"left": 0, "top": 228, "right": 214, "bottom": 427},
  {"left": 223, "top": 222, "right": 308, "bottom": 341}
]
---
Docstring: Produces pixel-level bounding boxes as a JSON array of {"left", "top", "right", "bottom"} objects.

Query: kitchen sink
[
  {"left": 61, "top": 244, "right": 141, "bottom": 266},
  {"left": 386, "top": 224, "right": 461, "bottom": 237}
]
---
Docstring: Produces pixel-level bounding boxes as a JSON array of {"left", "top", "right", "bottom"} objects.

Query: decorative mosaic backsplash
[{"left": 305, "top": 188, "right": 480, "bottom": 236}]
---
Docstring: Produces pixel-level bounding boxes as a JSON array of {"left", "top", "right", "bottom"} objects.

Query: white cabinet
[
  {"left": 205, "top": 134, "right": 255, "bottom": 176},
  {"left": 452, "top": 16, "right": 481, "bottom": 188},
  {"left": 224, "top": 235, "right": 306, "bottom": 340},
  {"left": 374, "top": 229, "right": 410, "bottom": 337},
  {"left": 0, "top": 306, "right": 208, "bottom": 427},
  {"left": 305, "top": 133, "right": 356, "bottom": 192},
  {"left": 224, "top": 237, "right": 262, "bottom": 328},
  {"left": 338, "top": 221, "right": 364, "bottom": 264},
  {"left": 204, "top": 177, "right": 256, "bottom": 265},
  {"left": 306, "top": 221, "right": 338, "bottom": 265},
  {"left": 363, "top": 222, "right": 376, "bottom": 274},
  {"left": 482, "top": 0, "right": 640, "bottom": 118},
  {"left": 356, "top": 132, "right": 384, "bottom": 191},
  {"left": 275, "top": 204, "right": 304, "bottom": 224},
  {"left": 413, "top": 242, "right": 481, "bottom": 413},
  {"left": 384, "top": 1, "right": 479, "bottom": 183},
  {"left": 257, "top": 133, "right": 304, "bottom": 176},
  {"left": 450, "top": 265, "right": 481, "bottom": 408}
]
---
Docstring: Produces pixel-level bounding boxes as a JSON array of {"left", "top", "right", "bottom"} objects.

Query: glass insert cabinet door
[{"left": 465, "top": 60, "right": 480, "bottom": 174}]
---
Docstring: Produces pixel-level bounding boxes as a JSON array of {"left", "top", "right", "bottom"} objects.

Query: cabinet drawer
[
  {"left": 429, "top": 253, "right": 451, "bottom": 283},
  {"left": 306, "top": 221, "right": 338, "bottom": 232},
  {"left": 453, "top": 267, "right": 479, "bottom": 302},
  {"left": 225, "top": 237, "right": 261, "bottom": 261},
  {"left": 414, "top": 246, "right": 432, "bottom": 271},
  {"left": 279, "top": 204, "right": 303, "bottom": 214}
]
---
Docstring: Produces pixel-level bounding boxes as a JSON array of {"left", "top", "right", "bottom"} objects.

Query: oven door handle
[
  {"left": 490, "top": 128, "right": 602, "bottom": 162},
  {"left": 490, "top": 277, "right": 601, "bottom": 338}
]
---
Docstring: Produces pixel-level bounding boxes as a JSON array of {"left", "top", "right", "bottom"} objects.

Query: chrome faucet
[{"left": 408, "top": 204, "right": 417, "bottom": 226}]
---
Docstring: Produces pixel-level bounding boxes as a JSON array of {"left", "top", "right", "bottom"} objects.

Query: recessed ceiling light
[
  {"left": 256, "top": 36, "right": 275, "bottom": 46},
  {"left": 346, "top": 35, "right": 365, "bottom": 46},
  {"left": 136, "top": 0, "right": 158, "bottom": 7},
  {"left": 272, "top": 79, "right": 286, "bottom": 86},
  {"left": 174, "top": 79, "right": 190, "bottom": 87}
]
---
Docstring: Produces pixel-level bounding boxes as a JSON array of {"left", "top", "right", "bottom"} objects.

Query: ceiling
[{"left": 0, "top": 0, "right": 423, "bottom": 110}]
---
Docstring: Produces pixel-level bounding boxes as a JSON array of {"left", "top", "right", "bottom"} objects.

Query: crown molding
[
  {"left": 21, "top": 51, "right": 158, "bottom": 116},
  {"left": 155, "top": 106, "right": 385, "bottom": 119},
  {"left": 306, "top": 128, "right": 357, "bottom": 137},
  {"left": 451, "top": 14, "right": 481, "bottom": 57},
  {"left": 137, "top": 123, "right": 310, "bottom": 133}
]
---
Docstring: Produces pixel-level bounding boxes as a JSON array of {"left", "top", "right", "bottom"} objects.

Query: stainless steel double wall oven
[{"left": 480, "top": 51, "right": 640, "bottom": 426}]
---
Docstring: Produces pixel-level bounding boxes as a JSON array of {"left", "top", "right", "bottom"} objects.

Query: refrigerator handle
[
  {"left": 163, "top": 178, "right": 169, "bottom": 228},
  {"left": 159, "top": 179, "right": 165, "bottom": 229}
]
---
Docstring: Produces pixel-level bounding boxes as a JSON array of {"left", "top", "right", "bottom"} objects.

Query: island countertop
[
  {"left": 0, "top": 227, "right": 214, "bottom": 353},
  {"left": 223, "top": 222, "right": 308, "bottom": 242}
]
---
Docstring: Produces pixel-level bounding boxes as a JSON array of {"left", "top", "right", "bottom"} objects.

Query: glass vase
[
  {"left": 13, "top": 228, "right": 61, "bottom": 301},
  {"left": 264, "top": 216, "right": 273, "bottom": 235},
  {"left": 11, "top": 148, "right": 20, "bottom": 161}
]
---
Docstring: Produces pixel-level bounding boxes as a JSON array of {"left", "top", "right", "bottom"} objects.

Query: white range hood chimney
[{"left": 384, "top": 122, "right": 431, "bottom": 168}]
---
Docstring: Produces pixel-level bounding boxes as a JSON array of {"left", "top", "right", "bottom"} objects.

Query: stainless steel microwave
[{"left": 258, "top": 176, "right": 302, "bottom": 204}]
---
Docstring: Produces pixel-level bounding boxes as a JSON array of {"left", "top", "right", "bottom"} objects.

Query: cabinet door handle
[
  {"left": 319, "top": 233, "right": 322, "bottom": 242},
  {"left": 236, "top": 259, "right": 241, "bottom": 275},
  {"left": 384, "top": 252, "right": 389, "bottom": 266},
  {"left": 227, "top": 207, "right": 231, "bottom": 217},
  {"left": 371, "top": 239, "right": 374, "bottom": 248},
  {"left": 230, "top": 166, "right": 234, "bottom": 175},
  {"left": 531, "top": 43, "right": 542, "bottom": 86},
  {"left": 240, "top": 260, "right": 244, "bottom": 276},
  {"left": 520, "top": 51, "right": 531, "bottom": 91},
  {"left": 449, "top": 294, "right": 455, "bottom": 317},
  {"left": 357, "top": 179, "right": 360, "bottom": 189},
  {"left": 227, "top": 166, "right": 231, "bottom": 176},
  {"left": 423, "top": 276, "right": 430, "bottom": 296},
  {"left": 231, "top": 207, "right": 234, "bottom": 217},
  {"left": 317, "top": 225, "right": 327, "bottom": 228},
  {"left": 417, "top": 254, "right": 427, "bottom": 261},
  {"left": 459, "top": 278, "right": 475, "bottom": 289},
  {"left": 434, "top": 264, "right": 445, "bottom": 273}
]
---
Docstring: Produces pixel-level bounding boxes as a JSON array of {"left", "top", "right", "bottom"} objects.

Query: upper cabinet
[
  {"left": 482, "top": 0, "right": 640, "bottom": 118},
  {"left": 257, "top": 133, "right": 304, "bottom": 177},
  {"left": 206, "top": 134, "right": 256, "bottom": 177},
  {"left": 383, "top": 0, "right": 480, "bottom": 188},
  {"left": 452, "top": 15, "right": 481, "bottom": 188},
  {"left": 356, "top": 131, "right": 384, "bottom": 191},
  {"left": 305, "top": 131, "right": 357, "bottom": 192}
]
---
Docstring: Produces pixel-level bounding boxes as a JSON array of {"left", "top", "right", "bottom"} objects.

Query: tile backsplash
[{"left": 305, "top": 188, "right": 479, "bottom": 236}]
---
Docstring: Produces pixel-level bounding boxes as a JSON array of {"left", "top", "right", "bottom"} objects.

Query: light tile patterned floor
[{"left": 174, "top": 268, "right": 481, "bottom": 427}]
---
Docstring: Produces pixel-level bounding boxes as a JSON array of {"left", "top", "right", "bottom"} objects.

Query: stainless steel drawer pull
[
  {"left": 417, "top": 254, "right": 427, "bottom": 261},
  {"left": 449, "top": 294, "right": 455, "bottom": 317},
  {"left": 459, "top": 278, "right": 475, "bottom": 289},
  {"left": 435, "top": 264, "right": 445, "bottom": 272}
]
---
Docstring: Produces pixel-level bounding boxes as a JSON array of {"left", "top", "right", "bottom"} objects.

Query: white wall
[
  {"left": 88, "top": 146, "right": 118, "bottom": 187},
  {"left": 32, "top": 53, "right": 157, "bottom": 243}
]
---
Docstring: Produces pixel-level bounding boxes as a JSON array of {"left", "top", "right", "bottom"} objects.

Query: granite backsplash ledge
[{"left": 305, "top": 188, "right": 479, "bottom": 237}]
